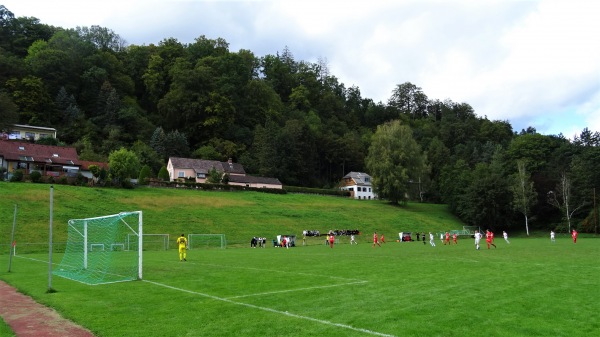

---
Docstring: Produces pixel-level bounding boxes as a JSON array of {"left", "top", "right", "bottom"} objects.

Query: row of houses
[{"left": 0, "top": 125, "right": 377, "bottom": 198}]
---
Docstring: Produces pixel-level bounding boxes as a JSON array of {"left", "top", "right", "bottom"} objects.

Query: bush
[
  {"left": 10, "top": 169, "right": 24, "bottom": 182},
  {"left": 157, "top": 166, "right": 169, "bottom": 181},
  {"left": 138, "top": 165, "right": 152, "bottom": 185},
  {"left": 29, "top": 171, "right": 42, "bottom": 183}
]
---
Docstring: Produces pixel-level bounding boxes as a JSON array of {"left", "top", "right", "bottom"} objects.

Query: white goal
[
  {"left": 54, "top": 211, "right": 142, "bottom": 285},
  {"left": 188, "top": 234, "right": 226, "bottom": 249},
  {"left": 128, "top": 233, "right": 169, "bottom": 250}
]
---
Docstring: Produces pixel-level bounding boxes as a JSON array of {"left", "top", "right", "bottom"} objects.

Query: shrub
[
  {"left": 138, "top": 165, "right": 152, "bottom": 185},
  {"left": 10, "top": 169, "right": 24, "bottom": 182},
  {"left": 157, "top": 166, "right": 169, "bottom": 181},
  {"left": 29, "top": 171, "right": 42, "bottom": 183}
]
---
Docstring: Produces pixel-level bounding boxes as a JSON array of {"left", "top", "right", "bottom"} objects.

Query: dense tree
[
  {"left": 366, "top": 120, "right": 427, "bottom": 204},
  {"left": 108, "top": 147, "right": 140, "bottom": 184},
  {"left": 0, "top": 92, "right": 19, "bottom": 132},
  {"left": 3, "top": 5, "right": 600, "bottom": 233}
]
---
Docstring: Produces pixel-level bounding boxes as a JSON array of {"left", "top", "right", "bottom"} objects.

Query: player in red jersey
[
  {"left": 571, "top": 229, "right": 578, "bottom": 243},
  {"left": 372, "top": 232, "right": 381, "bottom": 248},
  {"left": 485, "top": 230, "right": 497, "bottom": 249},
  {"left": 444, "top": 232, "right": 450, "bottom": 245},
  {"left": 452, "top": 233, "right": 458, "bottom": 245}
]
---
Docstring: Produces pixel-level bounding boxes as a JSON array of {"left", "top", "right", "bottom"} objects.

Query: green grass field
[
  {"left": 1, "top": 182, "right": 599, "bottom": 336},
  {"left": 1, "top": 237, "right": 598, "bottom": 337}
]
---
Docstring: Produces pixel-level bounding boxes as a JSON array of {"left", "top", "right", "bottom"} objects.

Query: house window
[
  {"left": 364, "top": 177, "right": 370, "bottom": 182},
  {"left": 18, "top": 146, "right": 25, "bottom": 151},
  {"left": 348, "top": 187, "right": 354, "bottom": 191},
  {"left": 196, "top": 173, "right": 206, "bottom": 178},
  {"left": 178, "top": 171, "right": 185, "bottom": 178},
  {"left": 39, "top": 133, "right": 48, "bottom": 138},
  {"left": 53, "top": 154, "right": 59, "bottom": 157},
  {"left": 369, "top": 188, "right": 371, "bottom": 192},
  {"left": 25, "top": 132, "right": 35, "bottom": 140}
]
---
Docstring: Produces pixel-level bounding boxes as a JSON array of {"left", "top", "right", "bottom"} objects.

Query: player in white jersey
[
  {"left": 503, "top": 231, "right": 510, "bottom": 244},
  {"left": 474, "top": 230, "right": 482, "bottom": 250}
]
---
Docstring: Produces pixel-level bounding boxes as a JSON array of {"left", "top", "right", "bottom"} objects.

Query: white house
[{"left": 340, "top": 172, "right": 377, "bottom": 200}]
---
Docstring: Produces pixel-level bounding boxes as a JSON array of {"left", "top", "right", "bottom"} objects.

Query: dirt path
[{"left": 0, "top": 280, "right": 95, "bottom": 337}]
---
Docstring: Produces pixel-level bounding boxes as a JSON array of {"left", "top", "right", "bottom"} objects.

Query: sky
[{"left": 4, "top": 0, "right": 600, "bottom": 138}]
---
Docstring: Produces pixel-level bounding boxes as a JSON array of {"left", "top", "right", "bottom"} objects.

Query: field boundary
[{"left": 0, "top": 280, "right": 95, "bottom": 337}]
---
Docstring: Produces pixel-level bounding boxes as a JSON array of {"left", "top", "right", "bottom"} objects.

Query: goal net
[
  {"left": 53, "top": 211, "right": 142, "bottom": 285},
  {"left": 188, "top": 234, "right": 226, "bottom": 249}
]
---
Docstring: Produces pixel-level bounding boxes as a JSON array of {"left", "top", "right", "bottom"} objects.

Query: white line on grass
[
  {"left": 226, "top": 280, "right": 368, "bottom": 299},
  {"left": 195, "top": 262, "right": 366, "bottom": 282},
  {"left": 143, "top": 279, "right": 397, "bottom": 337}
]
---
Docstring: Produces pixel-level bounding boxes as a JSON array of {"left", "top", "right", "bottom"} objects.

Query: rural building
[
  {"left": 167, "top": 157, "right": 282, "bottom": 189},
  {"left": 2, "top": 124, "right": 57, "bottom": 141},
  {"left": 0, "top": 139, "right": 80, "bottom": 179},
  {"left": 340, "top": 171, "right": 377, "bottom": 200}
]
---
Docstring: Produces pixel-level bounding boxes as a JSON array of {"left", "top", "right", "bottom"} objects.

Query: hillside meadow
[{"left": 0, "top": 181, "right": 466, "bottom": 251}]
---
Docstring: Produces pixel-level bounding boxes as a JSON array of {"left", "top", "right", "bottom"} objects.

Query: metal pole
[
  {"left": 48, "top": 185, "right": 54, "bottom": 292},
  {"left": 594, "top": 188, "right": 598, "bottom": 235},
  {"left": 8, "top": 204, "right": 17, "bottom": 272}
]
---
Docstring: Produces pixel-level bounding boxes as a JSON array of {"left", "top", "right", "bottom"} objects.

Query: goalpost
[
  {"left": 188, "top": 234, "right": 226, "bottom": 249},
  {"left": 128, "top": 233, "right": 169, "bottom": 251},
  {"left": 53, "top": 211, "right": 142, "bottom": 285}
]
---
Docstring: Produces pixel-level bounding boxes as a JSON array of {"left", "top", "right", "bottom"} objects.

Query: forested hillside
[{"left": 1, "top": 5, "right": 599, "bottom": 233}]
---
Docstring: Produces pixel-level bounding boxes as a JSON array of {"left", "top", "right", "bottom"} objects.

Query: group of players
[{"left": 175, "top": 227, "right": 582, "bottom": 261}]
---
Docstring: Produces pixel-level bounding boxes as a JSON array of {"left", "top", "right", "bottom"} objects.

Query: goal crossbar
[{"left": 188, "top": 234, "right": 226, "bottom": 249}]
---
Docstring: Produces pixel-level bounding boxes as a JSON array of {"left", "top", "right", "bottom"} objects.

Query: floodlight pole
[{"left": 7, "top": 204, "right": 17, "bottom": 272}]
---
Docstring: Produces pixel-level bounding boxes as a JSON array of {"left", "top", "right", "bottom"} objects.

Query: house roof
[
  {"left": 0, "top": 140, "right": 80, "bottom": 166},
  {"left": 342, "top": 171, "right": 373, "bottom": 186},
  {"left": 79, "top": 160, "right": 109, "bottom": 170},
  {"left": 169, "top": 157, "right": 246, "bottom": 175},
  {"left": 228, "top": 174, "right": 282, "bottom": 186}
]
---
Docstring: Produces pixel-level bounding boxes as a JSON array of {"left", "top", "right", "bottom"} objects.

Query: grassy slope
[{"left": 0, "top": 181, "right": 465, "bottom": 249}]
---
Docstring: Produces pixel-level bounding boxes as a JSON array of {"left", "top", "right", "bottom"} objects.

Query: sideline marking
[
  {"left": 226, "top": 280, "right": 368, "bottom": 299},
  {"left": 143, "top": 279, "right": 396, "bottom": 337}
]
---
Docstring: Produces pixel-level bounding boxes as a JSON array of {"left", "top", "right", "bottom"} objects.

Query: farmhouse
[
  {"left": 167, "top": 157, "right": 282, "bottom": 189},
  {"left": 2, "top": 124, "right": 57, "bottom": 141},
  {"left": 340, "top": 171, "right": 377, "bottom": 200},
  {"left": 0, "top": 139, "right": 80, "bottom": 179}
]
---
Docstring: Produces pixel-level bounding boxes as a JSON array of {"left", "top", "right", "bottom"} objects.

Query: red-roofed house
[
  {"left": 167, "top": 157, "right": 282, "bottom": 189},
  {"left": 0, "top": 140, "right": 80, "bottom": 179}
]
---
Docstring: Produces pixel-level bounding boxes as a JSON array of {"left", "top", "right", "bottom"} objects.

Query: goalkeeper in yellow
[{"left": 177, "top": 234, "right": 188, "bottom": 261}]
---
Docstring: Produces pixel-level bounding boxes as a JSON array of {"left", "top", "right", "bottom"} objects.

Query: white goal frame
[
  {"left": 63, "top": 210, "right": 143, "bottom": 282},
  {"left": 128, "top": 233, "right": 169, "bottom": 250},
  {"left": 188, "top": 234, "right": 227, "bottom": 249}
]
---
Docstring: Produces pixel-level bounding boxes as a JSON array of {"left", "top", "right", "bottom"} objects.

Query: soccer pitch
[{"left": 1, "top": 237, "right": 598, "bottom": 337}]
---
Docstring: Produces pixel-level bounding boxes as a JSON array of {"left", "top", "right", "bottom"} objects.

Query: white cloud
[{"left": 3, "top": 0, "right": 600, "bottom": 136}]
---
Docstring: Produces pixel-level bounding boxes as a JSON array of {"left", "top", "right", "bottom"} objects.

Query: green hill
[{"left": 0, "top": 181, "right": 465, "bottom": 249}]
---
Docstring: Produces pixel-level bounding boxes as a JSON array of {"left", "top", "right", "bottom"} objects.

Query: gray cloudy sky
[{"left": 5, "top": 0, "right": 600, "bottom": 137}]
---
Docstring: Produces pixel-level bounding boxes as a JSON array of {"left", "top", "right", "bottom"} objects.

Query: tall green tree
[
  {"left": 365, "top": 120, "right": 427, "bottom": 204},
  {"left": 511, "top": 160, "right": 537, "bottom": 235},
  {"left": 108, "top": 147, "right": 140, "bottom": 184}
]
